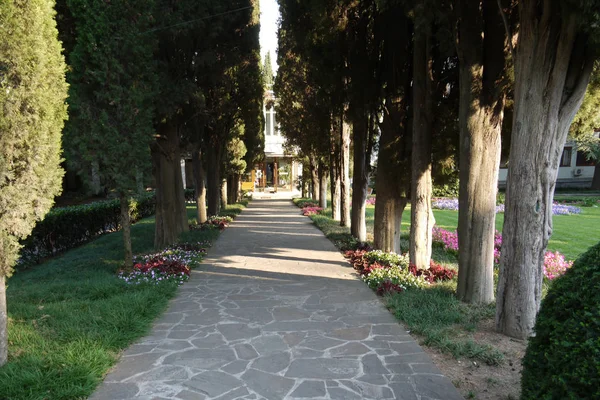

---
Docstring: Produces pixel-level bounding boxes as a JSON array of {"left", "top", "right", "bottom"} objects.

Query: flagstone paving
[{"left": 90, "top": 198, "right": 463, "bottom": 400}]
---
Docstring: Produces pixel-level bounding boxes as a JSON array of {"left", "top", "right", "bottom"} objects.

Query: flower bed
[
  {"left": 345, "top": 247, "right": 456, "bottom": 295},
  {"left": 432, "top": 226, "right": 571, "bottom": 280},
  {"left": 190, "top": 216, "right": 233, "bottom": 231},
  {"left": 433, "top": 198, "right": 581, "bottom": 215},
  {"left": 302, "top": 206, "right": 323, "bottom": 216},
  {"left": 118, "top": 241, "right": 210, "bottom": 286}
]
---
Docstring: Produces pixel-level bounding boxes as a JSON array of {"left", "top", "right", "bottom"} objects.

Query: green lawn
[
  {"left": 364, "top": 205, "right": 600, "bottom": 260},
  {"left": 0, "top": 203, "right": 244, "bottom": 400}
]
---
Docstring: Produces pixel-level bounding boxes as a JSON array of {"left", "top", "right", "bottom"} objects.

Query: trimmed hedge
[
  {"left": 521, "top": 241, "right": 600, "bottom": 399},
  {"left": 19, "top": 193, "right": 156, "bottom": 266}
]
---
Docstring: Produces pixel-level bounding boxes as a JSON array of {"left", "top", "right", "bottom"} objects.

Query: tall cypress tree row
[
  {"left": 0, "top": 0, "right": 69, "bottom": 366},
  {"left": 65, "top": 0, "right": 157, "bottom": 267}
]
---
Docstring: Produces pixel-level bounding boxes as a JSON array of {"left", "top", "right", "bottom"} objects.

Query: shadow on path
[{"left": 90, "top": 198, "right": 463, "bottom": 400}]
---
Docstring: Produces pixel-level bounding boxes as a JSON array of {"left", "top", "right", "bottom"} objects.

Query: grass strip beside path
[{"left": 0, "top": 202, "right": 246, "bottom": 400}]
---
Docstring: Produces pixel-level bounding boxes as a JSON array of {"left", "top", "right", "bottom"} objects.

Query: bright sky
[{"left": 259, "top": 0, "right": 280, "bottom": 74}]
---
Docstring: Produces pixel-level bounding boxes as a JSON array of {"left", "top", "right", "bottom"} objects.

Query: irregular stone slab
[
  {"left": 184, "top": 371, "right": 243, "bottom": 398},
  {"left": 250, "top": 334, "right": 289, "bottom": 355},
  {"left": 263, "top": 321, "right": 344, "bottom": 332},
  {"left": 273, "top": 307, "right": 311, "bottom": 321},
  {"left": 251, "top": 352, "right": 291, "bottom": 373},
  {"left": 328, "top": 386, "right": 362, "bottom": 400},
  {"left": 221, "top": 360, "right": 249, "bottom": 375},
  {"left": 241, "top": 368, "right": 295, "bottom": 399},
  {"left": 290, "top": 380, "right": 326, "bottom": 398},
  {"left": 163, "top": 349, "right": 236, "bottom": 369},
  {"left": 362, "top": 354, "right": 390, "bottom": 375},
  {"left": 328, "top": 326, "right": 371, "bottom": 341},
  {"left": 340, "top": 380, "right": 395, "bottom": 399},
  {"left": 285, "top": 359, "right": 360, "bottom": 379},
  {"left": 217, "top": 323, "right": 261, "bottom": 341},
  {"left": 225, "top": 308, "right": 274, "bottom": 323},
  {"left": 300, "top": 336, "right": 346, "bottom": 351},
  {"left": 104, "top": 352, "right": 168, "bottom": 382},
  {"left": 413, "top": 374, "right": 465, "bottom": 400},
  {"left": 329, "top": 342, "right": 371, "bottom": 356},
  {"left": 175, "top": 389, "right": 208, "bottom": 400},
  {"left": 88, "top": 383, "right": 139, "bottom": 400},
  {"left": 190, "top": 333, "right": 227, "bottom": 349},
  {"left": 234, "top": 343, "right": 259, "bottom": 360}
]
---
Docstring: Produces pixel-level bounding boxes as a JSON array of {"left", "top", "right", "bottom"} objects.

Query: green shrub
[
  {"left": 521, "top": 241, "right": 600, "bottom": 399},
  {"left": 363, "top": 265, "right": 429, "bottom": 290},
  {"left": 364, "top": 250, "right": 409, "bottom": 268},
  {"left": 19, "top": 193, "right": 156, "bottom": 266}
]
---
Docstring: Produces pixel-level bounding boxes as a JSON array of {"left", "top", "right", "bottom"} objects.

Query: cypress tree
[
  {"left": 65, "top": 0, "right": 157, "bottom": 267},
  {"left": 0, "top": 0, "right": 68, "bottom": 366}
]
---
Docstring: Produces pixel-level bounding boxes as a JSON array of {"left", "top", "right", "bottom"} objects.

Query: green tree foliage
[
  {"left": 0, "top": 0, "right": 68, "bottom": 278},
  {"left": 262, "top": 51, "right": 275, "bottom": 88},
  {"left": 570, "top": 62, "right": 600, "bottom": 138},
  {"left": 0, "top": 0, "right": 68, "bottom": 366},
  {"left": 65, "top": 0, "right": 157, "bottom": 266}
]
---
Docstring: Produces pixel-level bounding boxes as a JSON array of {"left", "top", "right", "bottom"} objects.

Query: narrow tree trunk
[
  {"left": 309, "top": 155, "right": 319, "bottom": 201},
  {"left": 410, "top": 9, "right": 434, "bottom": 269},
  {"left": 592, "top": 164, "right": 600, "bottom": 189},
  {"left": 496, "top": 6, "right": 594, "bottom": 339},
  {"left": 0, "top": 275, "right": 7, "bottom": 367},
  {"left": 456, "top": 0, "right": 506, "bottom": 304},
  {"left": 227, "top": 174, "right": 238, "bottom": 204},
  {"left": 206, "top": 141, "right": 223, "bottom": 216},
  {"left": 340, "top": 116, "right": 351, "bottom": 227},
  {"left": 135, "top": 169, "right": 144, "bottom": 195},
  {"left": 331, "top": 118, "right": 341, "bottom": 220},
  {"left": 301, "top": 164, "right": 308, "bottom": 198},
  {"left": 220, "top": 179, "right": 228, "bottom": 210},
  {"left": 351, "top": 116, "right": 368, "bottom": 242},
  {"left": 90, "top": 160, "right": 101, "bottom": 195},
  {"left": 152, "top": 121, "right": 188, "bottom": 249},
  {"left": 318, "top": 160, "right": 328, "bottom": 209},
  {"left": 120, "top": 193, "right": 133, "bottom": 268},
  {"left": 192, "top": 149, "right": 207, "bottom": 223}
]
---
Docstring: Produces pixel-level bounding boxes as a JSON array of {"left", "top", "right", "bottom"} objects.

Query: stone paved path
[{"left": 90, "top": 198, "right": 463, "bottom": 400}]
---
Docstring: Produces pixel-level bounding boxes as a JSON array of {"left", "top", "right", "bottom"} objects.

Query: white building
[{"left": 498, "top": 139, "right": 596, "bottom": 189}]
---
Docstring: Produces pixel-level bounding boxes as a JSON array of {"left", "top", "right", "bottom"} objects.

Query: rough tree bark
[
  {"left": 374, "top": 100, "right": 410, "bottom": 254},
  {"left": 309, "top": 155, "right": 319, "bottom": 201},
  {"left": 152, "top": 120, "right": 188, "bottom": 249},
  {"left": 120, "top": 193, "right": 133, "bottom": 268},
  {"left": 0, "top": 276, "right": 6, "bottom": 366},
  {"left": 206, "top": 139, "right": 223, "bottom": 216},
  {"left": 330, "top": 118, "right": 341, "bottom": 220},
  {"left": 592, "top": 164, "right": 600, "bottom": 190},
  {"left": 220, "top": 179, "right": 228, "bottom": 211},
  {"left": 351, "top": 115, "right": 369, "bottom": 242},
  {"left": 301, "top": 163, "right": 308, "bottom": 198},
  {"left": 340, "top": 116, "right": 351, "bottom": 227},
  {"left": 496, "top": 5, "right": 595, "bottom": 339},
  {"left": 455, "top": 0, "right": 507, "bottom": 304},
  {"left": 318, "top": 160, "right": 328, "bottom": 209},
  {"left": 192, "top": 148, "right": 207, "bottom": 223},
  {"left": 410, "top": 7, "right": 435, "bottom": 269}
]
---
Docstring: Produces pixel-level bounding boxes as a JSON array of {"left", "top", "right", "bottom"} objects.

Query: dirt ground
[{"left": 420, "top": 319, "right": 527, "bottom": 400}]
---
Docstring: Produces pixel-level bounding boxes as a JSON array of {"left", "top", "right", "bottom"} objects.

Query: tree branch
[{"left": 497, "top": 0, "right": 515, "bottom": 59}]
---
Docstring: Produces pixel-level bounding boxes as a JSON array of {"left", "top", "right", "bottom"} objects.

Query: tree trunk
[
  {"left": 220, "top": 179, "right": 228, "bottom": 211},
  {"left": 496, "top": 6, "right": 594, "bottom": 339},
  {"left": 351, "top": 116, "right": 368, "bottom": 242},
  {"left": 374, "top": 99, "right": 410, "bottom": 254},
  {"left": 318, "top": 160, "right": 328, "bottom": 209},
  {"left": 152, "top": 120, "right": 188, "bottom": 249},
  {"left": 90, "top": 160, "right": 101, "bottom": 195},
  {"left": 330, "top": 117, "right": 341, "bottom": 220},
  {"left": 227, "top": 174, "right": 238, "bottom": 204},
  {"left": 301, "top": 164, "right": 308, "bottom": 198},
  {"left": 192, "top": 149, "right": 207, "bottom": 223},
  {"left": 120, "top": 193, "right": 133, "bottom": 268},
  {"left": 410, "top": 8, "right": 434, "bottom": 269},
  {"left": 592, "top": 164, "right": 600, "bottom": 189},
  {"left": 340, "top": 116, "right": 351, "bottom": 227},
  {"left": 456, "top": 0, "right": 506, "bottom": 304},
  {"left": 309, "top": 155, "right": 319, "bottom": 201},
  {"left": 206, "top": 141, "right": 223, "bottom": 216},
  {"left": 136, "top": 169, "right": 144, "bottom": 195},
  {"left": 0, "top": 275, "right": 7, "bottom": 367}
]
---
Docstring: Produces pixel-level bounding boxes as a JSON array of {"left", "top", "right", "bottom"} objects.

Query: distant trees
[{"left": 0, "top": 0, "right": 69, "bottom": 366}]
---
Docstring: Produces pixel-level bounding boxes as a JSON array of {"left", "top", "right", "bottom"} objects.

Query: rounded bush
[{"left": 521, "top": 242, "right": 600, "bottom": 399}]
